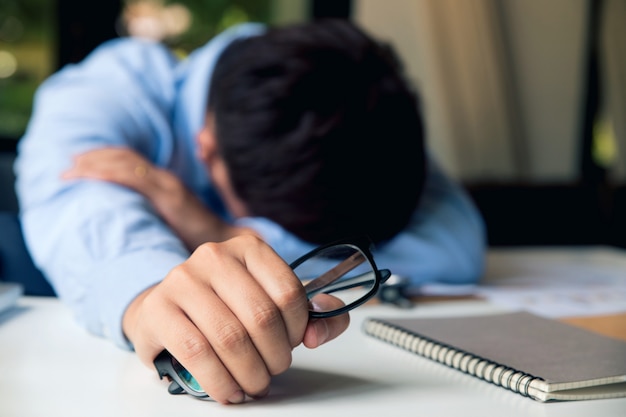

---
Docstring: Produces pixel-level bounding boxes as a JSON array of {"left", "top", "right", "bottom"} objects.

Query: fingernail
[
  {"left": 310, "top": 300, "right": 324, "bottom": 312},
  {"left": 227, "top": 390, "right": 245, "bottom": 404}
]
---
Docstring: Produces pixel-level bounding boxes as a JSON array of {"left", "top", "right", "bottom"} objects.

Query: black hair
[{"left": 208, "top": 18, "right": 426, "bottom": 245}]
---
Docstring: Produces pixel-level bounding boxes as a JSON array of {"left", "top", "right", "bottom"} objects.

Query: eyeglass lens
[
  {"left": 171, "top": 356, "right": 204, "bottom": 394},
  {"left": 298, "top": 244, "right": 377, "bottom": 314}
]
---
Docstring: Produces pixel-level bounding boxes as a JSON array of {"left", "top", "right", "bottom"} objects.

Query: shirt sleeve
[
  {"left": 375, "top": 157, "right": 487, "bottom": 286},
  {"left": 14, "top": 38, "right": 189, "bottom": 349}
]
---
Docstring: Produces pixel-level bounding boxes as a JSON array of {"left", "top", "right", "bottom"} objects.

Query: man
[{"left": 15, "top": 19, "right": 485, "bottom": 403}]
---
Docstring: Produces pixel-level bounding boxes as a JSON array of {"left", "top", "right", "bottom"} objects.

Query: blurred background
[{"left": 0, "top": 0, "right": 625, "bottom": 274}]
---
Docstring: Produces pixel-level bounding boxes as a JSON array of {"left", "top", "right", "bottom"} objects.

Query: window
[
  {"left": 0, "top": 0, "right": 349, "bottom": 150},
  {"left": 119, "top": 0, "right": 279, "bottom": 55},
  {"left": 0, "top": 0, "right": 56, "bottom": 146}
]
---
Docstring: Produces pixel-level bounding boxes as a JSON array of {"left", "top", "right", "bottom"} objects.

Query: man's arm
[
  {"left": 61, "top": 146, "right": 249, "bottom": 251},
  {"left": 15, "top": 38, "right": 187, "bottom": 348}
]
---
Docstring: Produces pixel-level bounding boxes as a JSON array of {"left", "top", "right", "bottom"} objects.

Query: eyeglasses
[{"left": 154, "top": 236, "right": 391, "bottom": 399}]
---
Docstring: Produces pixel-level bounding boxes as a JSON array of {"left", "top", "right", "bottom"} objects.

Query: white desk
[{"left": 1, "top": 295, "right": 625, "bottom": 417}]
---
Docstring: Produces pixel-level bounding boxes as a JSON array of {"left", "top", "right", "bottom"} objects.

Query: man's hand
[
  {"left": 62, "top": 147, "right": 250, "bottom": 250},
  {"left": 122, "top": 235, "right": 350, "bottom": 404}
]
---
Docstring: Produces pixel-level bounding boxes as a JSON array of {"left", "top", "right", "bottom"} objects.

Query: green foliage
[
  {"left": 162, "top": 0, "right": 272, "bottom": 52},
  {"left": 0, "top": 0, "right": 55, "bottom": 138},
  {"left": 0, "top": 0, "right": 275, "bottom": 139}
]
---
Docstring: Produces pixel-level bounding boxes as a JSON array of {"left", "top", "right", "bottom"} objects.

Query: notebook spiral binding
[{"left": 363, "top": 319, "right": 545, "bottom": 398}]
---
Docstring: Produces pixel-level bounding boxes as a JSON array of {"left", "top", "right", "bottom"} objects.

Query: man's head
[{"left": 204, "top": 19, "right": 426, "bottom": 245}]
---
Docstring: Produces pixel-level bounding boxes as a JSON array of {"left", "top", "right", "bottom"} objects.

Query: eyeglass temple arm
[
  {"left": 306, "top": 268, "right": 391, "bottom": 298},
  {"left": 168, "top": 380, "right": 186, "bottom": 395},
  {"left": 154, "top": 350, "right": 192, "bottom": 396}
]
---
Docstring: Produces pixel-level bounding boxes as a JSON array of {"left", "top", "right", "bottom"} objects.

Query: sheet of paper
[
  {"left": 478, "top": 247, "right": 626, "bottom": 317},
  {"left": 416, "top": 247, "right": 626, "bottom": 318}
]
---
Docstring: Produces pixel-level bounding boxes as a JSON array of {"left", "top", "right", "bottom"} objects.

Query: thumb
[{"left": 302, "top": 294, "right": 350, "bottom": 348}]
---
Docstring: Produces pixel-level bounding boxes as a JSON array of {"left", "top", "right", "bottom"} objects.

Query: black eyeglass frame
[
  {"left": 293, "top": 235, "right": 391, "bottom": 319},
  {"left": 154, "top": 350, "right": 197, "bottom": 396},
  {"left": 154, "top": 235, "right": 391, "bottom": 399}
]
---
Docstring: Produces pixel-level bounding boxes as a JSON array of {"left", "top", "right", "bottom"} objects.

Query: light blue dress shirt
[{"left": 15, "top": 23, "right": 486, "bottom": 349}]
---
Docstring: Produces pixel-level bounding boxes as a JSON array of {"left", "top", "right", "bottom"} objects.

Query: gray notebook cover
[{"left": 366, "top": 311, "right": 626, "bottom": 385}]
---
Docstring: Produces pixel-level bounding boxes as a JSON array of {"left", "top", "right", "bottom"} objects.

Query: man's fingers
[
  {"left": 167, "top": 263, "right": 274, "bottom": 398},
  {"left": 303, "top": 294, "right": 351, "bottom": 348},
  {"left": 136, "top": 282, "right": 250, "bottom": 404},
  {"left": 160, "top": 316, "right": 246, "bottom": 404},
  {"left": 62, "top": 147, "right": 151, "bottom": 188},
  {"left": 226, "top": 236, "right": 310, "bottom": 347},
  {"left": 188, "top": 239, "right": 302, "bottom": 375}
]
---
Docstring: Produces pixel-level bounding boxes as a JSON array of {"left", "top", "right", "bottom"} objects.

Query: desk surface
[{"left": 1, "top": 296, "right": 625, "bottom": 417}]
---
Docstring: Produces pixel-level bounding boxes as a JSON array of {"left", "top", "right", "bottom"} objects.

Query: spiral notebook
[{"left": 363, "top": 311, "right": 626, "bottom": 402}]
